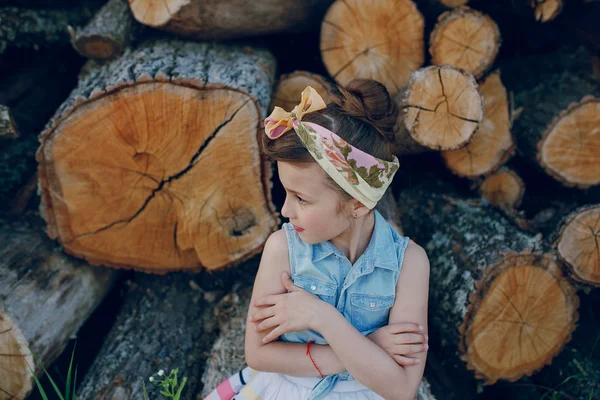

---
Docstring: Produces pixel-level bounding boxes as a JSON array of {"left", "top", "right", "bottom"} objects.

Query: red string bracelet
[{"left": 306, "top": 340, "right": 324, "bottom": 378}]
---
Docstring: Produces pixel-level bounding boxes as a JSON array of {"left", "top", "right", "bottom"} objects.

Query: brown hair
[{"left": 259, "top": 78, "right": 398, "bottom": 213}]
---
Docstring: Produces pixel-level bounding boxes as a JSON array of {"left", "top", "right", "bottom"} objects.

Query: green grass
[{"left": 26, "top": 343, "right": 187, "bottom": 400}]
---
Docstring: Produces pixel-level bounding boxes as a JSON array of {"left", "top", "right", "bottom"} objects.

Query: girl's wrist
[{"left": 309, "top": 300, "right": 336, "bottom": 331}]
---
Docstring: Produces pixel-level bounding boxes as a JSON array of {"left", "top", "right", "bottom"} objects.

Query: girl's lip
[{"left": 293, "top": 224, "right": 304, "bottom": 232}]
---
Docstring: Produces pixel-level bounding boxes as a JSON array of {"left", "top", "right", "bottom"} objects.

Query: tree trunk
[
  {"left": 320, "top": 0, "right": 425, "bottom": 97},
  {"left": 76, "top": 271, "right": 233, "bottom": 400},
  {"left": 0, "top": 6, "right": 91, "bottom": 54},
  {"left": 429, "top": 6, "right": 500, "bottom": 79},
  {"left": 128, "top": 0, "right": 335, "bottom": 40},
  {"left": 401, "top": 65, "right": 484, "bottom": 151},
  {"left": 0, "top": 213, "right": 117, "bottom": 400},
  {"left": 441, "top": 71, "right": 515, "bottom": 178},
  {"left": 69, "top": 0, "right": 140, "bottom": 61},
  {"left": 501, "top": 46, "right": 600, "bottom": 188},
  {"left": 397, "top": 182, "right": 579, "bottom": 397},
  {"left": 36, "top": 39, "right": 279, "bottom": 273}
]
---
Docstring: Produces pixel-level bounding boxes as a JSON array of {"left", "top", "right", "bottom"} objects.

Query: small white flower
[
  {"left": 157, "top": 369, "right": 165, "bottom": 376},
  {"left": 149, "top": 377, "right": 155, "bottom": 382}
]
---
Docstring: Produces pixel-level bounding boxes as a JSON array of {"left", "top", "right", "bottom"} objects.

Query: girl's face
[{"left": 277, "top": 161, "right": 353, "bottom": 245}]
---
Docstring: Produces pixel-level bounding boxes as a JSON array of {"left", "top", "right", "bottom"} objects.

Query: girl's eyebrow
[{"left": 286, "top": 188, "right": 310, "bottom": 197}]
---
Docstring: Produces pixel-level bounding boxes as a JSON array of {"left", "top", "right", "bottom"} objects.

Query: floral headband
[{"left": 264, "top": 86, "right": 400, "bottom": 209}]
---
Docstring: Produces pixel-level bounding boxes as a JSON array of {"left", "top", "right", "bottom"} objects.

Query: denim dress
[
  {"left": 204, "top": 209, "right": 410, "bottom": 400},
  {"left": 279, "top": 209, "right": 410, "bottom": 399}
]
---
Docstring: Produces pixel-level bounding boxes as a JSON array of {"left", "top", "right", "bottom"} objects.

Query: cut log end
[
  {"left": 320, "top": 0, "right": 424, "bottom": 96},
  {"left": 129, "top": 0, "right": 184, "bottom": 27},
  {"left": 272, "top": 71, "right": 332, "bottom": 112},
  {"left": 533, "top": 0, "right": 563, "bottom": 23},
  {"left": 555, "top": 205, "right": 600, "bottom": 286},
  {"left": 402, "top": 65, "right": 483, "bottom": 150},
  {"left": 538, "top": 97, "right": 600, "bottom": 188},
  {"left": 459, "top": 253, "right": 579, "bottom": 384},
  {"left": 72, "top": 35, "right": 123, "bottom": 60},
  {"left": 0, "top": 313, "right": 33, "bottom": 400},
  {"left": 442, "top": 71, "right": 514, "bottom": 177},
  {"left": 479, "top": 167, "right": 524, "bottom": 209},
  {"left": 38, "top": 83, "right": 275, "bottom": 272},
  {"left": 429, "top": 6, "right": 500, "bottom": 79}
]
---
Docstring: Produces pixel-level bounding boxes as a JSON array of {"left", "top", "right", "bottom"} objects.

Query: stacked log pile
[{"left": 0, "top": 0, "right": 598, "bottom": 399}]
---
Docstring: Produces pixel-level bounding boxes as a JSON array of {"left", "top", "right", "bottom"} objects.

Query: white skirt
[{"left": 232, "top": 368, "right": 384, "bottom": 400}]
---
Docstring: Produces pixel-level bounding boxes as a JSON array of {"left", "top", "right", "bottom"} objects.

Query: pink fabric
[
  {"left": 305, "top": 122, "right": 385, "bottom": 170},
  {"left": 216, "top": 379, "right": 236, "bottom": 399}
]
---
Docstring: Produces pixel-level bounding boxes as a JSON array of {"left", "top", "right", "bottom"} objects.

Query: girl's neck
[{"left": 329, "top": 211, "right": 375, "bottom": 264}]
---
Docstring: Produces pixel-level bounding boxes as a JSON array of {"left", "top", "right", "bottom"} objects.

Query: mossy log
[
  {"left": 397, "top": 183, "right": 579, "bottom": 397},
  {"left": 0, "top": 6, "right": 90, "bottom": 54},
  {"left": 0, "top": 214, "right": 117, "bottom": 400},
  {"left": 36, "top": 39, "right": 279, "bottom": 273}
]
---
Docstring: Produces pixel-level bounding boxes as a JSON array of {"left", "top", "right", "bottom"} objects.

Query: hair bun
[{"left": 332, "top": 79, "right": 398, "bottom": 142}]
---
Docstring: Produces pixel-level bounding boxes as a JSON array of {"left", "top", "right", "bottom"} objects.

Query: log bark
[
  {"left": 128, "top": 0, "right": 334, "bottom": 40},
  {"left": 69, "top": 0, "right": 140, "bottom": 61},
  {"left": 76, "top": 272, "right": 227, "bottom": 400},
  {"left": 0, "top": 105, "right": 17, "bottom": 138},
  {"left": 397, "top": 183, "right": 579, "bottom": 395},
  {"left": 36, "top": 39, "right": 279, "bottom": 273},
  {"left": 401, "top": 65, "right": 484, "bottom": 151},
  {"left": 429, "top": 6, "right": 501, "bottom": 79},
  {"left": 441, "top": 71, "right": 515, "bottom": 178},
  {"left": 501, "top": 46, "right": 600, "bottom": 188},
  {"left": 0, "top": 7, "right": 90, "bottom": 54},
  {"left": 0, "top": 213, "right": 117, "bottom": 400},
  {"left": 320, "top": 0, "right": 425, "bottom": 97}
]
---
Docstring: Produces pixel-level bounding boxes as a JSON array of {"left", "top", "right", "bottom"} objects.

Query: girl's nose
[{"left": 281, "top": 195, "right": 293, "bottom": 219}]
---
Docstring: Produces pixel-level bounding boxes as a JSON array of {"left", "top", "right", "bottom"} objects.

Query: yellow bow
[{"left": 264, "top": 86, "right": 327, "bottom": 139}]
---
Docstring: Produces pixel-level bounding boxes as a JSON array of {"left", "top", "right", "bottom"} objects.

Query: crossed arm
[{"left": 244, "top": 230, "right": 430, "bottom": 400}]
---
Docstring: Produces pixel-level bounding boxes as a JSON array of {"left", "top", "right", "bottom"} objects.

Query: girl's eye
[{"left": 296, "top": 195, "right": 307, "bottom": 205}]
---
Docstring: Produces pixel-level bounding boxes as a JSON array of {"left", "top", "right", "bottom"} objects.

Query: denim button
[
  {"left": 370, "top": 302, "right": 376, "bottom": 308},
  {"left": 310, "top": 285, "right": 317, "bottom": 291}
]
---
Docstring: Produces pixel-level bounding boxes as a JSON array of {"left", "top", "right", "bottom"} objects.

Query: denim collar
[{"left": 311, "top": 209, "right": 397, "bottom": 271}]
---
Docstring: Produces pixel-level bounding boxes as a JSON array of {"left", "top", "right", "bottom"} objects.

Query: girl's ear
[{"left": 352, "top": 201, "right": 370, "bottom": 218}]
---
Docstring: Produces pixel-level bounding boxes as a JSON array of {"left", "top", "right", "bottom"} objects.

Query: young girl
[{"left": 204, "top": 79, "right": 429, "bottom": 399}]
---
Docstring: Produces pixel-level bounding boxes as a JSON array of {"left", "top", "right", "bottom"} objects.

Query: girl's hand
[
  {"left": 367, "top": 323, "right": 428, "bottom": 366},
  {"left": 251, "top": 272, "right": 324, "bottom": 344}
]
